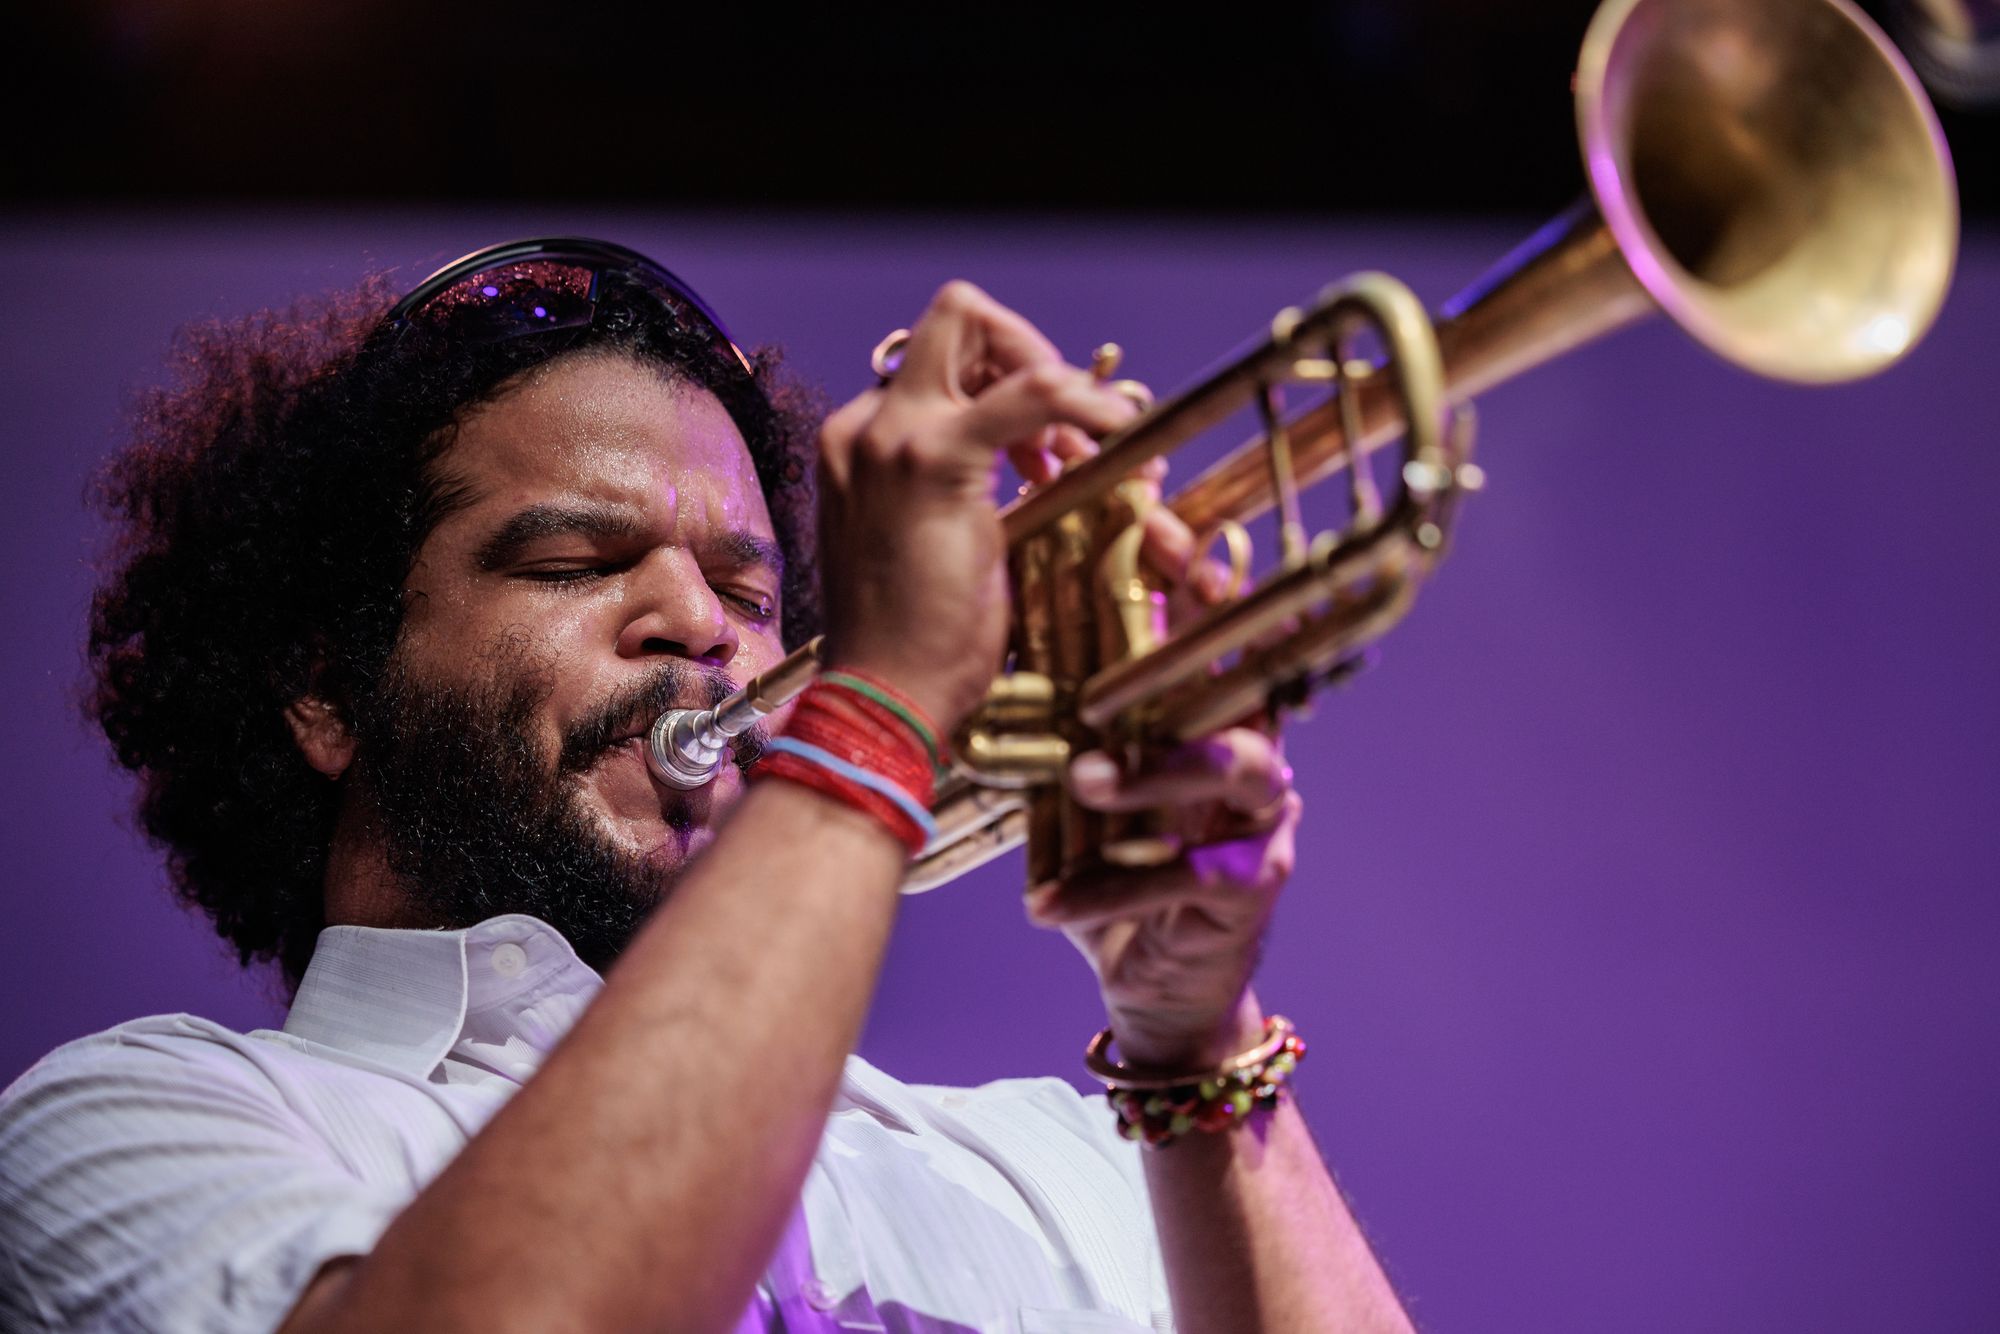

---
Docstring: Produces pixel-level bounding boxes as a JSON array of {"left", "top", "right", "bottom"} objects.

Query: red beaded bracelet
[
  {"left": 749, "top": 673, "right": 941, "bottom": 857},
  {"left": 1086, "top": 1016, "right": 1306, "bottom": 1146}
]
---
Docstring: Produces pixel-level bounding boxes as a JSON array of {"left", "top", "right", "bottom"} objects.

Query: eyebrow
[
  {"left": 474, "top": 503, "right": 649, "bottom": 572},
  {"left": 474, "top": 501, "right": 785, "bottom": 578},
  {"left": 711, "top": 529, "right": 787, "bottom": 579}
]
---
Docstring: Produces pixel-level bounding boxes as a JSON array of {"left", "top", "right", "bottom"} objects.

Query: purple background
[{"left": 3, "top": 212, "right": 1995, "bottom": 1331}]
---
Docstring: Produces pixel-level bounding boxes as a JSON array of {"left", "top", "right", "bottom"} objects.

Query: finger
[
  {"left": 1183, "top": 793, "right": 1301, "bottom": 893},
  {"left": 1183, "top": 556, "right": 1236, "bottom": 606},
  {"left": 1069, "top": 730, "right": 1292, "bottom": 814},
  {"left": 1025, "top": 816, "right": 1294, "bottom": 932},
  {"left": 1046, "top": 422, "right": 1104, "bottom": 466},
  {"left": 892, "top": 280, "right": 1064, "bottom": 403},
  {"left": 1008, "top": 426, "right": 1064, "bottom": 487},
  {"left": 1024, "top": 859, "right": 1210, "bottom": 931},
  {"left": 816, "top": 389, "right": 887, "bottom": 487},
  {"left": 1184, "top": 789, "right": 1304, "bottom": 851},
  {"left": 1134, "top": 504, "right": 1237, "bottom": 607},
  {"left": 943, "top": 362, "right": 1144, "bottom": 459},
  {"left": 1140, "top": 503, "right": 1194, "bottom": 583}
]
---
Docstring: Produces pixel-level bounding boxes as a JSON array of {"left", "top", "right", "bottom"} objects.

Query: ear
[{"left": 285, "top": 694, "right": 357, "bottom": 778}]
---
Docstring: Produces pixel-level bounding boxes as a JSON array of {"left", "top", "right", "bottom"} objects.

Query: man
[{"left": 0, "top": 238, "right": 1412, "bottom": 1332}]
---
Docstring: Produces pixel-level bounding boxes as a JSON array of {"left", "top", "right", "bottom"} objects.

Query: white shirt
[{"left": 0, "top": 914, "right": 1172, "bottom": 1333}]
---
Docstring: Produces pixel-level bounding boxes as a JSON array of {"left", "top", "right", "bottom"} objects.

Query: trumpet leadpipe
[{"left": 644, "top": 636, "right": 823, "bottom": 789}]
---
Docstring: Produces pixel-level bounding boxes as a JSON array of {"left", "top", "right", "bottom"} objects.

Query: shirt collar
[
  {"left": 283, "top": 912, "right": 923, "bottom": 1134},
  {"left": 283, "top": 914, "right": 602, "bottom": 1081}
]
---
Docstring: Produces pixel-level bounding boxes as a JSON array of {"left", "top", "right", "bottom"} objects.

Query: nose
[{"left": 615, "top": 548, "right": 738, "bottom": 668}]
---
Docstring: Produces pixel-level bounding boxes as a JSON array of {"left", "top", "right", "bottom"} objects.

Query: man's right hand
[{"left": 815, "top": 280, "right": 1143, "bottom": 731}]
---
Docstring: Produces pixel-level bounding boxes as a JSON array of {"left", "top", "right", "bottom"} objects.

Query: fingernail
[
  {"left": 1069, "top": 752, "right": 1118, "bottom": 794},
  {"left": 1023, "top": 884, "right": 1062, "bottom": 925}
]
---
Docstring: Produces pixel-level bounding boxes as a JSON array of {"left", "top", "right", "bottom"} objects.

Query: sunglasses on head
[{"left": 384, "top": 237, "right": 754, "bottom": 378}]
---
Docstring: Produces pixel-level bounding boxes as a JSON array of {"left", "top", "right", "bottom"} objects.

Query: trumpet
[{"left": 652, "top": 0, "right": 1958, "bottom": 892}]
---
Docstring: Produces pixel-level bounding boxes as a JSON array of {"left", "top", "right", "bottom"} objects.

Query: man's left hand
[{"left": 1025, "top": 729, "right": 1300, "bottom": 1071}]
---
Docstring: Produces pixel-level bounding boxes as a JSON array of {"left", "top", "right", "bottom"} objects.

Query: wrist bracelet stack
[
  {"left": 751, "top": 670, "right": 941, "bottom": 856},
  {"left": 1087, "top": 1015, "right": 1305, "bottom": 1147}
]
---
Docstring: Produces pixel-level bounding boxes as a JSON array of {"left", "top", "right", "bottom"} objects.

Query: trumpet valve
[{"left": 954, "top": 672, "right": 1070, "bottom": 788}]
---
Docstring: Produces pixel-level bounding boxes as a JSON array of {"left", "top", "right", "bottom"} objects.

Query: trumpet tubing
[
  {"left": 652, "top": 0, "right": 1957, "bottom": 895},
  {"left": 1170, "top": 0, "right": 1955, "bottom": 536}
]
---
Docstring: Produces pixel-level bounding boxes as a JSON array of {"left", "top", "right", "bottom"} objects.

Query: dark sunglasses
[{"left": 384, "top": 237, "right": 754, "bottom": 377}]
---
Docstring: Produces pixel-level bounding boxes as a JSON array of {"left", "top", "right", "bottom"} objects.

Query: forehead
[{"left": 440, "top": 352, "right": 770, "bottom": 527}]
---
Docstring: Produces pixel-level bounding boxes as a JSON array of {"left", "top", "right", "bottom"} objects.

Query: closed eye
[
  {"left": 721, "top": 587, "right": 778, "bottom": 622},
  {"left": 515, "top": 563, "right": 624, "bottom": 585},
  {"left": 516, "top": 565, "right": 775, "bottom": 622}
]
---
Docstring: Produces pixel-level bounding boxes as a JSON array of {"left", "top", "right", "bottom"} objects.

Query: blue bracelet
[{"left": 762, "top": 737, "right": 940, "bottom": 844}]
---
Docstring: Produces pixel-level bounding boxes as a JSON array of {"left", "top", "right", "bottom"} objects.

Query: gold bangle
[{"left": 1085, "top": 1014, "right": 1296, "bottom": 1091}]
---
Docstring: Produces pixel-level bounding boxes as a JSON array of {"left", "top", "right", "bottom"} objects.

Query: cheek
[
  {"left": 387, "top": 597, "right": 581, "bottom": 719},
  {"left": 400, "top": 580, "right": 618, "bottom": 675}
]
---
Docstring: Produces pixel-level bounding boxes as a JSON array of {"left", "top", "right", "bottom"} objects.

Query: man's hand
[
  {"left": 998, "top": 433, "right": 1300, "bottom": 1071},
  {"left": 816, "top": 281, "right": 1142, "bottom": 732},
  {"left": 1027, "top": 730, "right": 1300, "bottom": 1071},
  {"left": 833, "top": 296, "right": 1409, "bottom": 1334}
]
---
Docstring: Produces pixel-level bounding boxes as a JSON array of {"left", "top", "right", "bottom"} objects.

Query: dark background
[{"left": 10, "top": 0, "right": 1995, "bottom": 217}]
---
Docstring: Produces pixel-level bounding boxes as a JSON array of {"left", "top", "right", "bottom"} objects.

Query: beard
[{"left": 346, "top": 653, "right": 764, "bottom": 973}]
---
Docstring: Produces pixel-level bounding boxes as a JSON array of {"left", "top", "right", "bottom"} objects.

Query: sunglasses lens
[
  {"left": 391, "top": 242, "right": 754, "bottom": 378},
  {"left": 414, "top": 260, "right": 598, "bottom": 341}
]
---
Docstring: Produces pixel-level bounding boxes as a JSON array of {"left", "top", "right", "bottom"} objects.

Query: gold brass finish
[
  {"left": 1101, "top": 481, "right": 1168, "bottom": 660},
  {"left": 954, "top": 673, "right": 1070, "bottom": 785},
  {"left": 1166, "top": 0, "right": 1956, "bottom": 537},
  {"left": 934, "top": 0, "right": 1956, "bottom": 891},
  {"left": 678, "top": 0, "right": 1958, "bottom": 896},
  {"left": 1197, "top": 521, "right": 1255, "bottom": 602}
]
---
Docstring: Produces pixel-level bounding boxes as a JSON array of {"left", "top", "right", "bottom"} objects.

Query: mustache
[{"left": 558, "top": 663, "right": 770, "bottom": 775}]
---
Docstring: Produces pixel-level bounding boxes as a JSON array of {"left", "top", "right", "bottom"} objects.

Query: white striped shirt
[{"left": 0, "top": 914, "right": 1172, "bottom": 1333}]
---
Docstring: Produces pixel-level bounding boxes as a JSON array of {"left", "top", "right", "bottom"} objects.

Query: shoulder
[
  {"left": 2, "top": 1013, "right": 315, "bottom": 1128},
  {"left": 6, "top": 1013, "right": 274, "bottom": 1097},
  {"left": 0, "top": 1017, "right": 411, "bottom": 1332},
  {"left": 0, "top": 1009, "right": 459, "bottom": 1206},
  {"left": 1, "top": 1010, "right": 458, "bottom": 1185},
  {"left": 0, "top": 1013, "right": 338, "bottom": 1201}
]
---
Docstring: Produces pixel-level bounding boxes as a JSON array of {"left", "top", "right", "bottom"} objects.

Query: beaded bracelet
[
  {"left": 818, "top": 670, "right": 942, "bottom": 772},
  {"left": 1087, "top": 1015, "right": 1305, "bottom": 1146},
  {"left": 749, "top": 672, "right": 941, "bottom": 857}
]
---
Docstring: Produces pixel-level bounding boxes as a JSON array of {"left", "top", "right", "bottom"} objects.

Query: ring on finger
[
  {"left": 1107, "top": 378, "right": 1155, "bottom": 415},
  {"left": 1237, "top": 762, "right": 1296, "bottom": 829},
  {"left": 1238, "top": 789, "right": 1290, "bottom": 830},
  {"left": 871, "top": 328, "right": 912, "bottom": 383},
  {"left": 1195, "top": 789, "right": 1291, "bottom": 846}
]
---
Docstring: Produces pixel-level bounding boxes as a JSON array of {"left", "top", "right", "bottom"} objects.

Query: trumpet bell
[{"left": 1582, "top": 0, "right": 1958, "bottom": 382}]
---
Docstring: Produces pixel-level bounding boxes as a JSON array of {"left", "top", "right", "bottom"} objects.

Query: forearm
[
  {"left": 1139, "top": 1003, "right": 1412, "bottom": 1334},
  {"left": 293, "top": 782, "right": 905, "bottom": 1334}
]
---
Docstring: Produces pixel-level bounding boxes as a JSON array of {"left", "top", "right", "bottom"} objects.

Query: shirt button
[
  {"left": 490, "top": 943, "right": 528, "bottom": 978},
  {"left": 801, "top": 1277, "right": 839, "bottom": 1311}
]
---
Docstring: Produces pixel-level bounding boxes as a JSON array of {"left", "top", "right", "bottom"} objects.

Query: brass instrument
[{"left": 651, "top": 0, "right": 1958, "bottom": 892}]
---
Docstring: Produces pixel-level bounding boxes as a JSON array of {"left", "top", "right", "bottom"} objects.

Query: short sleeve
[{"left": 0, "top": 1022, "right": 405, "bottom": 1333}]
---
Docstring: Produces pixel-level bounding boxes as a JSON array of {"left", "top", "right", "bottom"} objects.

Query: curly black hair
[{"left": 87, "top": 267, "right": 824, "bottom": 990}]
